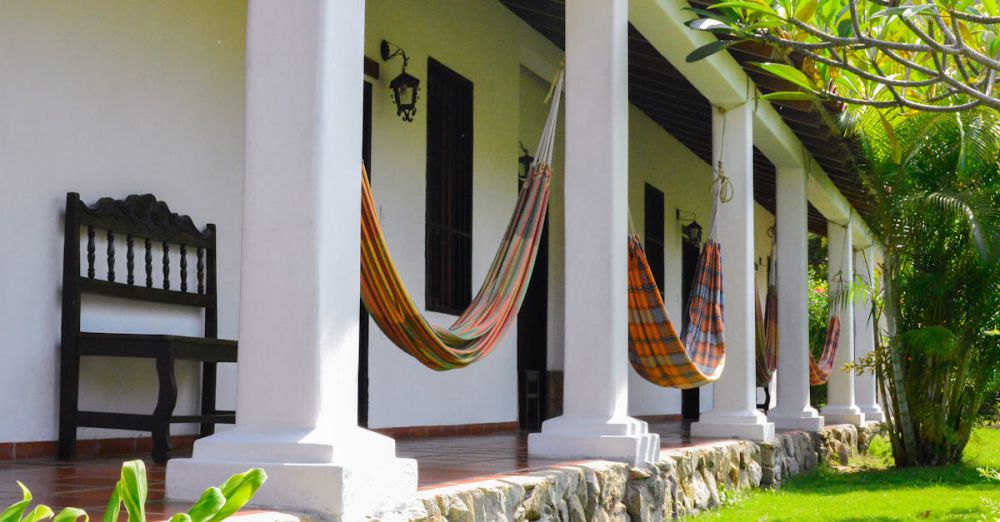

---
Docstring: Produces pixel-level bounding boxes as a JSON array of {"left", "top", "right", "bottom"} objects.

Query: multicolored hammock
[
  {"left": 360, "top": 71, "right": 564, "bottom": 370},
  {"left": 627, "top": 179, "right": 727, "bottom": 389},
  {"left": 809, "top": 315, "right": 841, "bottom": 385},
  {"left": 755, "top": 245, "right": 779, "bottom": 387}
]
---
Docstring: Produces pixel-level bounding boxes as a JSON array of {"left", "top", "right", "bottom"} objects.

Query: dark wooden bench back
[{"left": 63, "top": 192, "right": 219, "bottom": 338}]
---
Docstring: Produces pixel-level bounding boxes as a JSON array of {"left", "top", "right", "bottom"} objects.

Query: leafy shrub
[{"left": 0, "top": 460, "right": 265, "bottom": 522}]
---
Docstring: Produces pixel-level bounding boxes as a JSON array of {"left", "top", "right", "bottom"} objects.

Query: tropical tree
[
  {"left": 685, "top": 0, "right": 1000, "bottom": 112},
  {"left": 847, "top": 106, "right": 1000, "bottom": 466}
]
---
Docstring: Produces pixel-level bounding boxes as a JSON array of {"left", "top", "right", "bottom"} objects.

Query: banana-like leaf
[
  {"left": 185, "top": 488, "right": 225, "bottom": 522},
  {"left": 19, "top": 505, "right": 53, "bottom": 522},
  {"left": 0, "top": 483, "right": 33, "bottom": 522},
  {"left": 204, "top": 469, "right": 267, "bottom": 522},
  {"left": 117, "top": 461, "right": 146, "bottom": 522},
  {"left": 52, "top": 508, "right": 88, "bottom": 522},
  {"left": 101, "top": 483, "right": 120, "bottom": 522}
]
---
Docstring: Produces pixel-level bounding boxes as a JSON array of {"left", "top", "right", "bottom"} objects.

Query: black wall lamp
[
  {"left": 518, "top": 142, "right": 534, "bottom": 188},
  {"left": 676, "top": 209, "right": 703, "bottom": 244},
  {"left": 380, "top": 40, "right": 420, "bottom": 122}
]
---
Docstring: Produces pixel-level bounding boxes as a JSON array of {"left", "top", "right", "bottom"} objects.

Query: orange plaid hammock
[
  {"left": 627, "top": 180, "right": 726, "bottom": 389},
  {"left": 360, "top": 72, "right": 563, "bottom": 370},
  {"left": 809, "top": 315, "right": 841, "bottom": 385}
]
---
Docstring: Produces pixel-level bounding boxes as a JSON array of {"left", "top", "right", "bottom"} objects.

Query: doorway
[
  {"left": 680, "top": 237, "right": 701, "bottom": 421},
  {"left": 517, "top": 217, "right": 549, "bottom": 432},
  {"left": 358, "top": 81, "right": 373, "bottom": 428}
]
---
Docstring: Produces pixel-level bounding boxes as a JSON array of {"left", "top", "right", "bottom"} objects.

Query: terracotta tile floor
[{"left": 0, "top": 421, "right": 726, "bottom": 515}]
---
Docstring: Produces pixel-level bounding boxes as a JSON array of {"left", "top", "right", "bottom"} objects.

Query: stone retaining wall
[{"left": 376, "top": 423, "right": 883, "bottom": 521}]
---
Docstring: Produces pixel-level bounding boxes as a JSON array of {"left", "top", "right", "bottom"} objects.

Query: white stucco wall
[
  {"left": 364, "top": 0, "right": 540, "bottom": 429},
  {"left": 0, "top": 1, "right": 246, "bottom": 442}
]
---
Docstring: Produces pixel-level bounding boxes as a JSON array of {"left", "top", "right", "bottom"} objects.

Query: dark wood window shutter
[
  {"left": 425, "top": 58, "right": 474, "bottom": 314},
  {"left": 644, "top": 184, "right": 665, "bottom": 294}
]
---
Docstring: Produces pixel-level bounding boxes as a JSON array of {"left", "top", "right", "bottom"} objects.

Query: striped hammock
[
  {"left": 755, "top": 246, "right": 779, "bottom": 386},
  {"left": 809, "top": 315, "right": 841, "bottom": 385},
  {"left": 627, "top": 182, "right": 726, "bottom": 389},
  {"left": 360, "top": 72, "right": 563, "bottom": 370},
  {"left": 754, "top": 282, "right": 778, "bottom": 386}
]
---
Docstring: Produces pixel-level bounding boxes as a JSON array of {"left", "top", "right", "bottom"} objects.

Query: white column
[
  {"left": 854, "top": 245, "right": 884, "bottom": 422},
  {"left": 166, "top": 2, "right": 417, "bottom": 518},
  {"left": 528, "top": 0, "right": 659, "bottom": 465},
  {"left": 690, "top": 104, "right": 775, "bottom": 442},
  {"left": 767, "top": 167, "right": 824, "bottom": 431},
  {"left": 820, "top": 222, "right": 865, "bottom": 425}
]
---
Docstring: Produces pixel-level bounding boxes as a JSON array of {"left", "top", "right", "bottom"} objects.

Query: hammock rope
[
  {"left": 360, "top": 70, "right": 564, "bottom": 370},
  {"left": 627, "top": 177, "right": 727, "bottom": 389}
]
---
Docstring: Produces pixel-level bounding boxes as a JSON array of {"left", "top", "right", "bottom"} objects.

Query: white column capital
[{"left": 690, "top": 102, "right": 774, "bottom": 442}]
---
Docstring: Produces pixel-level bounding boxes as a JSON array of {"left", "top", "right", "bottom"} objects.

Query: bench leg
[
  {"left": 58, "top": 349, "right": 80, "bottom": 460},
  {"left": 152, "top": 355, "right": 177, "bottom": 464},
  {"left": 200, "top": 362, "right": 217, "bottom": 437}
]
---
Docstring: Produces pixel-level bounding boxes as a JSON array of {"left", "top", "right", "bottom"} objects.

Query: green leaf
[
  {"left": 686, "top": 40, "right": 733, "bottom": 62},
  {"left": 1, "top": 483, "right": 33, "bottom": 522},
  {"left": 117, "top": 461, "right": 146, "bottom": 522},
  {"left": 52, "top": 508, "right": 88, "bottom": 522},
  {"left": 19, "top": 505, "right": 54, "bottom": 522},
  {"left": 753, "top": 62, "right": 817, "bottom": 91},
  {"left": 708, "top": 1, "right": 777, "bottom": 16},
  {"left": 687, "top": 18, "right": 733, "bottom": 32},
  {"left": 101, "top": 483, "right": 120, "bottom": 522},
  {"left": 794, "top": 0, "right": 818, "bottom": 22},
  {"left": 184, "top": 488, "right": 225, "bottom": 522},
  {"left": 760, "top": 91, "right": 818, "bottom": 101},
  {"left": 204, "top": 469, "right": 267, "bottom": 522},
  {"left": 168, "top": 515, "right": 191, "bottom": 522}
]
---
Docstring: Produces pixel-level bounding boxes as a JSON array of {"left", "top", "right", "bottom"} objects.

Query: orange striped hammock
[
  {"left": 752, "top": 272, "right": 843, "bottom": 386},
  {"left": 627, "top": 180, "right": 727, "bottom": 389},
  {"left": 359, "top": 72, "right": 563, "bottom": 370}
]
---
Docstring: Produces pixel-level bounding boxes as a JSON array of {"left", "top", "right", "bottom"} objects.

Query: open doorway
[
  {"left": 517, "top": 214, "right": 549, "bottom": 431},
  {"left": 358, "top": 80, "right": 372, "bottom": 428},
  {"left": 680, "top": 236, "right": 701, "bottom": 421}
]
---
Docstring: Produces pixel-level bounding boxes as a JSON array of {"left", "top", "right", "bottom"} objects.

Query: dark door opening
[
  {"left": 680, "top": 237, "right": 701, "bottom": 421},
  {"left": 517, "top": 213, "right": 549, "bottom": 432},
  {"left": 358, "top": 81, "right": 372, "bottom": 428}
]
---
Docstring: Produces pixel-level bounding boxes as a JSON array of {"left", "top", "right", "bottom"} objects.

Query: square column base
[
  {"left": 691, "top": 410, "right": 775, "bottom": 442},
  {"left": 528, "top": 415, "right": 660, "bottom": 465},
  {"left": 166, "top": 428, "right": 417, "bottom": 521},
  {"left": 768, "top": 407, "right": 824, "bottom": 432},
  {"left": 821, "top": 405, "right": 866, "bottom": 426},
  {"left": 859, "top": 405, "right": 885, "bottom": 423}
]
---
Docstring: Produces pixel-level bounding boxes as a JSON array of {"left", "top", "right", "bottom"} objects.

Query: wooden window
[
  {"left": 644, "top": 184, "right": 665, "bottom": 293},
  {"left": 425, "top": 58, "right": 474, "bottom": 314}
]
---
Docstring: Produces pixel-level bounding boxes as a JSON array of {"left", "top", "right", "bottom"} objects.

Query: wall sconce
[
  {"left": 677, "top": 209, "right": 704, "bottom": 244},
  {"left": 380, "top": 40, "right": 420, "bottom": 122},
  {"left": 517, "top": 142, "right": 534, "bottom": 188}
]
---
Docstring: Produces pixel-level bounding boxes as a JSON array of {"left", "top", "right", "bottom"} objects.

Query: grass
[{"left": 697, "top": 427, "right": 1000, "bottom": 521}]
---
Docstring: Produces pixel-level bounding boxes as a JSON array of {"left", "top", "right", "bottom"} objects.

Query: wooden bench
[{"left": 59, "top": 192, "right": 237, "bottom": 464}]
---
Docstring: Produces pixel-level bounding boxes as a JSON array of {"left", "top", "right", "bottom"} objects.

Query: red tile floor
[{"left": 0, "top": 421, "right": 723, "bottom": 519}]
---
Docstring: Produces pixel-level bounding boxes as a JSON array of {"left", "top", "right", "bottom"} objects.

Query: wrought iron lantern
[
  {"left": 518, "top": 142, "right": 534, "bottom": 188},
  {"left": 380, "top": 40, "right": 420, "bottom": 122},
  {"left": 676, "top": 209, "right": 703, "bottom": 244}
]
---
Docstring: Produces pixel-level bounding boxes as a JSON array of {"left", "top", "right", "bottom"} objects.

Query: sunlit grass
[{"left": 697, "top": 428, "right": 1000, "bottom": 521}]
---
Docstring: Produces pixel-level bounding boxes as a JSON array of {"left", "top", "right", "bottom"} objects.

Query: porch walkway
[{"left": 0, "top": 420, "right": 722, "bottom": 517}]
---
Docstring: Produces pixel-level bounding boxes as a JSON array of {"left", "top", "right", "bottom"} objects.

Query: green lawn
[{"left": 699, "top": 428, "right": 1000, "bottom": 521}]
